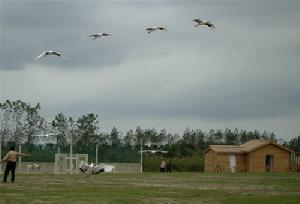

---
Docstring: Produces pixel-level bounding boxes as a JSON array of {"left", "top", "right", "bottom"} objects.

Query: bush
[{"left": 143, "top": 155, "right": 204, "bottom": 172}]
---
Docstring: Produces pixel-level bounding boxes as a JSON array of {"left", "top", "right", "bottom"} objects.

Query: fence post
[
  {"left": 0, "top": 136, "right": 2, "bottom": 173},
  {"left": 18, "top": 145, "right": 22, "bottom": 172},
  {"left": 70, "top": 143, "right": 73, "bottom": 174},
  {"left": 96, "top": 144, "right": 98, "bottom": 165}
]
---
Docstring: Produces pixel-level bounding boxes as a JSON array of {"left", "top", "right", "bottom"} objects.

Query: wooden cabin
[{"left": 204, "top": 139, "right": 294, "bottom": 173}]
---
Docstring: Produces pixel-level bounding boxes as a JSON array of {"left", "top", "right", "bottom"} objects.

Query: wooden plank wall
[{"left": 248, "top": 144, "right": 290, "bottom": 172}]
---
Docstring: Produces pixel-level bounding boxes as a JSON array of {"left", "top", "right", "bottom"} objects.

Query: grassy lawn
[{"left": 0, "top": 172, "right": 299, "bottom": 204}]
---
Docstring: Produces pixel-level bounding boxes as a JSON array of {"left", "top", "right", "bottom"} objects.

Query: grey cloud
[{"left": 1, "top": 1, "right": 300, "bottom": 139}]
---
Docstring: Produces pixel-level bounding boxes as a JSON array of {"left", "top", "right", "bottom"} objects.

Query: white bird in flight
[
  {"left": 193, "top": 19, "right": 215, "bottom": 29},
  {"left": 139, "top": 150, "right": 168, "bottom": 154},
  {"left": 146, "top": 26, "right": 167, "bottom": 34},
  {"left": 79, "top": 161, "right": 114, "bottom": 174},
  {"left": 34, "top": 51, "right": 63, "bottom": 60},
  {"left": 85, "top": 33, "right": 112, "bottom": 40}
]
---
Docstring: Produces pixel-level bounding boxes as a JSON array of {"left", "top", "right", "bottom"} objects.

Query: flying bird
[
  {"left": 193, "top": 19, "right": 215, "bottom": 29},
  {"left": 34, "top": 51, "right": 63, "bottom": 60},
  {"left": 79, "top": 161, "right": 114, "bottom": 174},
  {"left": 139, "top": 150, "right": 168, "bottom": 154},
  {"left": 85, "top": 33, "right": 112, "bottom": 40},
  {"left": 146, "top": 26, "right": 167, "bottom": 34},
  {"left": 32, "top": 132, "right": 58, "bottom": 137}
]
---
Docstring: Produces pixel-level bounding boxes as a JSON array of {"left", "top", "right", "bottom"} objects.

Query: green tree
[
  {"left": 134, "top": 126, "right": 144, "bottom": 146},
  {"left": 76, "top": 113, "right": 99, "bottom": 145},
  {"left": 24, "top": 103, "right": 45, "bottom": 144},
  {"left": 240, "top": 130, "right": 248, "bottom": 144},
  {"left": 194, "top": 129, "right": 206, "bottom": 151},
  {"left": 206, "top": 129, "right": 216, "bottom": 144},
  {"left": 183, "top": 128, "right": 196, "bottom": 147},
  {"left": 51, "top": 113, "right": 76, "bottom": 146},
  {"left": 0, "top": 100, "right": 44, "bottom": 144},
  {"left": 144, "top": 128, "right": 158, "bottom": 147},
  {"left": 157, "top": 128, "right": 167, "bottom": 146},
  {"left": 166, "top": 133, "right": 179, "bottom": 146},
  {"left": 224, "top": 128, "right": 239, "bottom": 145},
  {"left": 124, "top": 129, "right": 134, "bottom": 147},
  {"left": 110, "top": 126, "right": 121, "bottom": 146},
  {"left": 289, "top": 135, "right": 300, "bottom": 153}
]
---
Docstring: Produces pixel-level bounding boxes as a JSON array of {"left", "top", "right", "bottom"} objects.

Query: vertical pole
[
  {"left": 95, "top": 144, "right": 98, "bottom": 165},
  {"left": 0, "top": 136, "right": 2, "bottom": 173},
  {"left": 140, "top": 138, "right": 143, "bottom": 173},
  {"left": 18, "top": 145, "right": 22, "bottom": 172},
  {"left": 58, "top": 147, "right": 60, "bottom": 155},
  {"left": 70, "top": 135, "right": 73, "bottom": 174}
]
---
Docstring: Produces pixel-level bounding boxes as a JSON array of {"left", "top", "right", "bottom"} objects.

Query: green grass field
[{"left": 0, "top": 173, "right": 300, "bottom": 204}]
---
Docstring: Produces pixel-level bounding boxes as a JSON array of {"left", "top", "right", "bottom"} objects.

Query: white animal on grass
[
  {"left": 34, "top": 51, "right": 63, "bottom": 60},
  {"left": 146, "top": 26, "right": 167, "bottom": 34},
  {"left": 79, "top": 161, "right": 114, "bottom": 174},
  {"left": 27, "top": 163, "right": 40, "bottom": 169},
  {"left": 193, "top": 19, "right": 215, "bottom": 29}
]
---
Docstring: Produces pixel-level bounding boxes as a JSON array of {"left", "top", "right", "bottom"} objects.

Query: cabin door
[
  {"left": 229, "top": 155, "right": 236, "bottom": 172},
  {"left": 265, "top": 155, "right": 273, "bottom": 172}
]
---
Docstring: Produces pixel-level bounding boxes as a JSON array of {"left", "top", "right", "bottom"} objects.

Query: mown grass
[{"left": 0, "top": 173, "right": 299, "bottom": 204}]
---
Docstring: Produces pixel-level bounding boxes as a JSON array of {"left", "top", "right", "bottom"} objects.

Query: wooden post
[
  {"left": 95, "top": 144, "right": 98, "bottom": 165},
  {"left": 18, "top": 145, "right": 22, "bottom": 172},
  {"left": 70, "top": 143, "right": 73, "bottom": 174}
]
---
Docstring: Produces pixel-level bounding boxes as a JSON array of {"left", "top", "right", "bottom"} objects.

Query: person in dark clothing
[
  {"left": 166, "top": 160, "right": 172, "bottom": 172},
  {"left": 1, "top": 146, "right": 31, "bottom": 183}
]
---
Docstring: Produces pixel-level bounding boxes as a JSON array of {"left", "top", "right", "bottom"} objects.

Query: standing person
[
  {"left": 1, "top": 146, "right": 31, "bottom": 183},
  {"left": 166, "top": 160, "right": 172, "bottom": 172},
  {"left": 160, "top": 159, "right": 166, "bottom": 172}
]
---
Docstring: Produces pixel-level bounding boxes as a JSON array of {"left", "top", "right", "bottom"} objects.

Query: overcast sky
[{"left": 1, "top": 0, "right": 300, "bottom": 140}]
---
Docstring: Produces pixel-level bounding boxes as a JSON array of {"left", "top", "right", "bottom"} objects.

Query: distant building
[{"left": 204, "top": 139, "right": 294, "bottom": 173}]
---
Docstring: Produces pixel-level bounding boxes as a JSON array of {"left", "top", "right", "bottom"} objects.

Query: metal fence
[{"left": 0, "top": 162, "right": 141, "bottom": 174}]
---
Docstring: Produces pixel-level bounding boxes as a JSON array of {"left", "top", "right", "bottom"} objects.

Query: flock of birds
[
  {"left": 32, "top": 18, "right": 215, "bottom": 175},
  {"left": 34, "top": 18, "right": 215, "bottom": 60}
]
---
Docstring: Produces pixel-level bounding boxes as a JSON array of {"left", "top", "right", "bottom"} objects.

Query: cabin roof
[{"left": 203, "top": 139, "right": 294, "bottom": 154}]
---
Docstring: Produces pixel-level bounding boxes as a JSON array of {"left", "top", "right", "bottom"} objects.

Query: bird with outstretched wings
[
  {"left": 79, "top": 161, "right": 114, "bottom": 174},
  {"left": 139, "top": 150, "right": 168, "bottom": 154}
]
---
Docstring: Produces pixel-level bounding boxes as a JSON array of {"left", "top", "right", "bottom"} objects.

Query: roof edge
[{"left": 245, "top": 140, "right": 294, "bottom": 153}]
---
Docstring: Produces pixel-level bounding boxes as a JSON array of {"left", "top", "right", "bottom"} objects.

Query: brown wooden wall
[
  {"left": 248, "top": 144, "right": 290, "bottom": 172},
  {"left": 204, "top": 143, "right": 291, "bottom": 173},
  {"left": 236, "top": 154, "right": 247, "bottom": 172},
  {"left": 204, "top": 149, "right": 217, "bottom": 172},
  {"left": 204, "top": 150, "right": 246, "bottom": 173}
]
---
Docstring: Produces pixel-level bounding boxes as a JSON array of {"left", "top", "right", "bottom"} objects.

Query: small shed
[{"left": 204, "top": 139, "right": 294, "bottom": 173}]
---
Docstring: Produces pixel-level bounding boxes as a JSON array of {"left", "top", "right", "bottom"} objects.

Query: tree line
[{"left": 1, "top": 100, "right": 300, "bottom": 158}]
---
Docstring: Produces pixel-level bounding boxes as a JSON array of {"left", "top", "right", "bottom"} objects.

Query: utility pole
[
  {"left": 140, "top": 138, "right": 143, "bottom": 173},
  {"left": 0, "top": 135, "right": 2, "bottom": 173},
  {"left": 69, "top": 135, "right": 73, "bottom": 174},
  {"left": 95, "top": 144, "right": 99, "bottom": 165}
]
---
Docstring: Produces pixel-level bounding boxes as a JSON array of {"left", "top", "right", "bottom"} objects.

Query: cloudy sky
[{"left": 1, "top": 0, "right": 300, "bottom": 140}]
